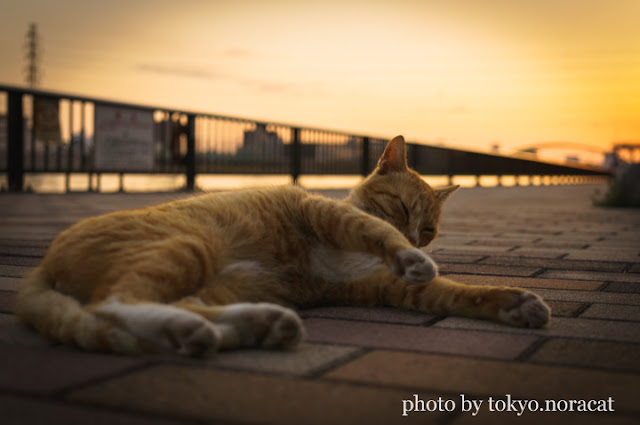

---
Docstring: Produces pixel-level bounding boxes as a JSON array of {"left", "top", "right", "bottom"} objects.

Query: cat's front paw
[
  {"left": 392, "top": 248, "right": 438, "bottom": 284},
  {"left": 498, "top": 291, "right": 550, "bottom": 328}
]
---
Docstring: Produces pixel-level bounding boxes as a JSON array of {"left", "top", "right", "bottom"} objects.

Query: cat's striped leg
[
  {"left": 391, "top": 276, "right": 550, "bottom": 328},
  {"left": 324, "top": 272, "right": 550, "bottom": 328},
  {"left": 173, "top": 298, "right": 304, "bottom": 350},
  {"left": 300, "top": 197, "right": 437, "bottom": 283}
]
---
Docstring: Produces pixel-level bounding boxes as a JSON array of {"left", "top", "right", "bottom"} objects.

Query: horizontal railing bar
[
  {"left": 0, "top": 84, "right": 612, "bottom": 193},
  {"left": 0, "top": 84, "right": 379, "bottom": 140}
]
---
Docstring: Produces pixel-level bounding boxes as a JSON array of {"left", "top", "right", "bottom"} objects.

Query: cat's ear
[
  {"left": 437, "top": 185, "right": 460, "bottom": 202},
  {"left": 377, "top": 135, "right": 408, "bottom": 175}
]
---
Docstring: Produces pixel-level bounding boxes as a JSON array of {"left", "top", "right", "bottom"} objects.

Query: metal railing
[{"left": 0, "top": 84, "right": 611, "bottom": 192}]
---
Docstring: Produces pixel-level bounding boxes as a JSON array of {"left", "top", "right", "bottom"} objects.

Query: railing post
[
  {"left": 7, "top": 90, "right": 25, "bottom": 192},
  {"left": 361, "top": 136, "right": 370, "bottom": 176},
  {"left": 185, "top": 114, "right": 196, "bottom": 191},
  {"left": 291, "top": 127, "right": 301, "bottom": 184},
  {"left": 408, "top": 143, "right": 418, "bottom": 170}
]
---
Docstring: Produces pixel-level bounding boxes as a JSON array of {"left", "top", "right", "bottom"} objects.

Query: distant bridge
[
  {"left": 514, "top": 142, "right": 609, "bottom": 155},
  {"left": 612, "top": 143, "right": 640, "bottom": 164},
  {"left": 515, "top": 141, "right": 640, "bottom": 166}
]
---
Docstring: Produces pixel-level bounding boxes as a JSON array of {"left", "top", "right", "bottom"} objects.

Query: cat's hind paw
[
  {"left": 217, "top": 303, "right": 305, "bottom": 349},
  {"left": 498, "top": 291, "right": 550, "bottom": 328},
  {"left": 94, "top": 300, "right": 221, "bottom": 356},
  {"left": 392, "top": 248, "right": 438, "bottom": 284}
]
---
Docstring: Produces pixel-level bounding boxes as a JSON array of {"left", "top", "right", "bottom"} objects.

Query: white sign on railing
[
  {"left": 94, "top": 105, "right": 154, "bottom": 171},
  {"left": 34, "top": 96, "right": 62, "bottom": 144}
]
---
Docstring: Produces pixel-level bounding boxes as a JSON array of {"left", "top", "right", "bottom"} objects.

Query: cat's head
[{"left": 348, "top": 136, "right": 459, "bottom": 248}]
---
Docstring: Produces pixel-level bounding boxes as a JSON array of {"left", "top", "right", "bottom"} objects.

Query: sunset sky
[{"left": 1, "top": 0, "right": 638, "bottom": 159}]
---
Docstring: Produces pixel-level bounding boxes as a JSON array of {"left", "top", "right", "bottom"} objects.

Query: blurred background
[{"left": 0, "top": 0, "right": 638, "bottom": 191}]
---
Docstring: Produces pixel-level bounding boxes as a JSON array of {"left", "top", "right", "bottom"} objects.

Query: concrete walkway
[{"left": 0, "top": 184, "right": 638, "bottom": 424}]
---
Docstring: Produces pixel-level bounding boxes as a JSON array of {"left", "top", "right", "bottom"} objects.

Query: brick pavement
[{"left": 0, "top": 184, "right": 638, "bottom": 424}]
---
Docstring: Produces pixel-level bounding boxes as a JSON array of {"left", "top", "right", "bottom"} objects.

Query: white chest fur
[{"left": 309, "top": 243, "right": 385, "bottom": 284}]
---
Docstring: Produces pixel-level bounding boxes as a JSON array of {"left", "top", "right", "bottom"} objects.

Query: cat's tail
[{"left": 14, "top": 266, "right": 142, "bottom": 353}]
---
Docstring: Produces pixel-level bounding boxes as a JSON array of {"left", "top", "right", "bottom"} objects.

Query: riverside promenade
[{"left": 0, "top": 183, "right": 638, "bottom": 425}]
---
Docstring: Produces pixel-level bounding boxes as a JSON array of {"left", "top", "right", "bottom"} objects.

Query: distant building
[
  {"left": 603, "top": 152, "right": 620, "bottom": 169},
  {"left": 238, "top": 124, "right": 285, "bottom": 161}
]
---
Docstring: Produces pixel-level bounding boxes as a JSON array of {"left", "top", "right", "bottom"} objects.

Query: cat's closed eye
[{"left": 400, "top": 201, "right": 410, "bottom": 221}]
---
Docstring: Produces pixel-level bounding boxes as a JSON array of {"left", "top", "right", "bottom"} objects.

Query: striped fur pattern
[{"left": 15, "top": 136, "right": 550, "bottom": 356}]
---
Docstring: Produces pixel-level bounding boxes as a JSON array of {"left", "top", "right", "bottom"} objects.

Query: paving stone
[
  {"left": 564, "top": 249, "right": 640, "bottom": 263},
  {"left": 437, "top": 231, "right": 500, "bottom": 240},
  {"left": 431, "top": 246, "right": 514, "bottom": 254},
  {"left": 0, "top": 394, "right": 189, "bottom": 425},
  {"left": 0, "top": 344, "right": 148, "bottom": 395},
  {"left": 431, "top": 253, "right": 486, "bottom": 264},
  {"left": 0, "top": 255, "right": 41, "bottom": 267},
  {"left": 0, "top": 314, "right": 51, "bottom": 347},
  {"left": 466, "top": 239, "right": 527, "bottom": 247},
  {"left": 479, "top": 256, "right": 627, "bottom": 272},
  {"left": 603, "top": 282, "right": 640, "bottom": 293},
  {"left": 0, "top": 276, "right": 21, "bottom": 291},
  {"left": 0, "top": 291, "right": 14, "bottom": 313},
  {"left": 594, "top": 239, "right": 640, "bottom": 248},
  {"left": 430, "top": 237, "right": 479, "bottom": 249},
  {"left": 438, "top": 264, "right": 542, "bottom": 277},
  {"left": 530, "top": 241, "right": 590, "bottom": 249},
  {"left": 545, "top": 301, "right": 586, "bottom": 317},
  {"left": 0, "top": 224, "right": 66, "bottom": 236},
  {"left": 534, "top": 234, "right": 605, "bottom": 243},
  {"left": 442, "top": 274, "right": 603, "bottom": 290},
  {"left": 498, "top": 227, "right": 566, "bottom": 238},
  {"left": 533, "top": 288, "right": 640, "bottom": 305},
  {"left": 579, "top": 304, "right": 640, "bottom": 321},
  {"left": 303, "top": 318, "right": 538, "bottom": 360},
  {"left": 480, "top": 232, "right": 532, "bottom": 239},
  {"left": 434, "top": 316, "right": 640, "bottom": 343},
  {"left": 299, "top": 306, "right": 434, "bottom": 325},
  {"left": 0, "top": 264, "right": 33, "bottom": 278},
  {"left": 505, "top": 247, "right": 570, "bottom": 259},
  {"left": 0, "top": 230, "right": 60, "bottom": 242},
  {"left": 539, "top": 270, "right": 640, "bottom": 283},
  {"left": 486, "top": 233, "right": 544, "bottom": 242},
  {"left": 0, "top": 238, "right": 51, "bottom": 249},
  {"left": 1, "top": 216, "right": 75, "bottom": 225},
  {"left": 325, "top": 350, "right": 639, "bottom": 412},
  {"left": 507, "top": 228, "right": 565, "bottom": 236},
  {"left": 529, "top": 339, "right": 640, "bottom": 373},
  {"left": 201, "top": 343, "right": 364, "bottom": 377},
  {"left": 604, "top": 229, "right": 640, "bottom": 238},
  {"left": 69, "top": 366, "right": 451, "bottom": 425}
]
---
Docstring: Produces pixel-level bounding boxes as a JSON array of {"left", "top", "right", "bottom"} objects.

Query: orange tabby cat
[{"left": 15, "top": 136, "right": 550, "bottom": 356}]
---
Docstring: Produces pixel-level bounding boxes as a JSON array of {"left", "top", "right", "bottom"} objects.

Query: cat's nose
[{"left": 406, "top": 233, "right": 419, "bottom": 246}]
